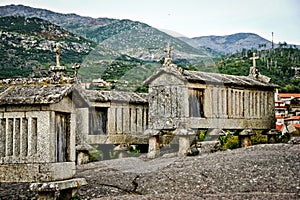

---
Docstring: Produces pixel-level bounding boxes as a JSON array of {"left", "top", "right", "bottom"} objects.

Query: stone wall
[
  {"left": 84, "top": 102, "right": 149, "bottom": 145},
  {"left": 0, "top": 110, "right": 52, "bottom": 164},
  {"left": 188, "top": 85, "right": 275, "bottom": 130},
  {"left": 203, "top": 86, "right": 274, "bottom": 120},
  {"left": 0, "top": 96, "right": 77, "bottom": 182},
  {"left": 148, "top": 73, "right": 188, "bottom": 130}
]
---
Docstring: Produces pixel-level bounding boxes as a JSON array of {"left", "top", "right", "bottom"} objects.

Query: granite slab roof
[
  {"left": 0, "top": 77, "right": 79, "bottom": 105},
  {"left": 145, "top": 66, "right": 278, "bottom": 89},
  {"left": 84, "top": 90, "right": 148, "bottom": 104},
  {"left": 183, "top": 70, "right": 278, "bottom": 88},
  {"left": 0, "top": 84, "right": 74, "bottom": 105}
]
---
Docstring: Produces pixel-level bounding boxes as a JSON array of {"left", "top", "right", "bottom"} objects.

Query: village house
[
  {"left": 278, "top": 93, "right": 300, "bottom": 116},
  {"left": 274, "top": 92, "right": 300, "bottom": 134},
  {"left": 144, "top": 44, "right": 278, "bottom": 158}
]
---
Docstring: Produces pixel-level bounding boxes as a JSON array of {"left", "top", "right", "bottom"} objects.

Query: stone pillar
[
  {"left": 147, "top": 135, "right": 160, "bottom": 159},
  {"left": 76, "top": 144, "right": 93, "bottom": 165},
  {"left": 174, "top": 128, "right": 195, "bottom": 157},
  {"left": 178, "top": 135, "right": 190, "bottom": 157},
  {"left": 238, "top": 129, "right": 255, "bottom": 147},
  {"left": 267, "top": 129, "right": 281, "bottom": 143}
]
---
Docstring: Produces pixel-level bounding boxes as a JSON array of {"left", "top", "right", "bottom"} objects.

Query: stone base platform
[
  {"left": 30, "top": 178, "right": 87, "bottom": 200},
  {"left": 0, "top": 162, "right": 75, "bottom": 182}
]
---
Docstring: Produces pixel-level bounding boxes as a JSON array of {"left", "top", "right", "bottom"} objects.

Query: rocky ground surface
[
  {"left": 0, "top": 143, "right": 299, "bottom": 199},
  {"left": 75, "top": 143, "right": 300, "bottom": 199}
]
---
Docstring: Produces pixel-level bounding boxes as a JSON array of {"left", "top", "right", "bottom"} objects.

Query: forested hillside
[
  {"left": 0, "top": 5, "right": 209, "bottom": 63},
  {"left": 0, "top": 16, "right": 96, "bottom": 78},
  {"left": 0, "top": 5, "right": 299, "bottom": 93},
  {"left": 213, "top": 44, "right": 300, "bottom": 92}
]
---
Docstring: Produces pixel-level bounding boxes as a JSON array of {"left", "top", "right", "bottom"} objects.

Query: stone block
[
  {"left": 75, "top": 108, "right": 89, "bottom": 146},
  {"left": 0, "top": 163, "right": 40, "bottom": 182},
  {"left": 0, "top": 162, "right": 75, "bottom": 182},
  {"left": 173, "top": 128, "right": 195, "bottom": 136},
  {"left": 5, "top": 105, "right": 41, "bottom": 112},
  {"left": 124, "top": 135, "right": 148, "bottom": 144},
  {"left": 143, "top": 129, "right": 160, "bottom": 136},
  {"left": 39, "top": 162, "right": 76, "bottom": 181},
  {"left": 87, "top": 135, "right": 109, "bottom": 144},
  {"left": 147, "top": 135, "right": 160, "bottom": 159},
  {"left": 108, "top": 135, "right": 126, "bottom": 143},
  {"left": 178, "top": 135, "right": 190, "bottom": 157},
  {"left": 30, "top": 178, "right": 87, "bottom": 200},
  {"left": 49, "top": 97, "right": 73, "bottom": 112},
  {"left": 30, "top": 178, "right": 87, "bottom": 192},
  {"left": 196, "top": 141, "right": 221, "bottom": 154}
]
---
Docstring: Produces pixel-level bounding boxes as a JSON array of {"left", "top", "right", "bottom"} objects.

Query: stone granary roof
[
  {"left": 184, "top": 71, "right": 278, "bottom": 89},
  {"left": 84, "top": 90, "right": 148, "bottom": 104},
  {"left": 145, "top": 67, "right": 278, "bottom": 89},
  {"left": 0, "top": 77, "right": 87, "bottom": 105}
]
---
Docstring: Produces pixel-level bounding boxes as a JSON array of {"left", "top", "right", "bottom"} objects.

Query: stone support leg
[
  {"left": 178, "top": 135, "right": 190, "bottom": 157},
  {"left": 37, "top": 191, "right": 56, "bottom": 200},
  {"left": 239, "top": 135, "right": 252, "bottom": 147},
  {"left": 238, "top": 129, "right": 255, "bottom": 148},
  {"left": 267, "top": 135, "right": 277, "bottom": 143},
  {"left": 117, "top": 151, "right": 128, "bottom": 159},
  {"left": 267, "top": 129, "right": 281, "bottom": 143},
  {"left": 30, "top": 178, "right": 87, "bottom": 200},
  {"left": 147, "top": 135, "right": 160, "bottom": 159}
]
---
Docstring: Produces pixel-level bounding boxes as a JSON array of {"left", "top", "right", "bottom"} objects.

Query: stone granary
[
  {"left": 0, "top": 77, "right": 88, "bottom": 197},
  {"left": 0, "top": 77, "right": 89, "bottom": 181},
  {"left": 144, "top": 45, "right": 278, "bottom": 158},
  {"left": 76, "top": 90, "right": 149, "bottom": 160},
  {"left": 0, "top": 44, "right": 87, "bottom": 199}
]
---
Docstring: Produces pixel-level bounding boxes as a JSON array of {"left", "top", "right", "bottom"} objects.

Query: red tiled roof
[
  {"left": 279, "top": 93, "right": 300, "bottom": 98},
  {"left": 285, "top": 116, "right": 300, "bottom": 121},
  {"left": 294, "top": 124, "right": 300, "bottom": 128}
]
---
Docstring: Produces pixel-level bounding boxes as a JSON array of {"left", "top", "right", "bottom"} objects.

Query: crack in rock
[{"left": 99, "top": 175, "right": 142, "bottom": 195}]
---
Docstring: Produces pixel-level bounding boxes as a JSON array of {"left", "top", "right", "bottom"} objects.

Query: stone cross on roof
[
  {"left": 72, "top": 63, "right": 80, "bottom": 80},
  {"left": 165, "top": 42, "right": 173, "bottom": 60},
  {"left": 249, "top": 52, "right": 260, "bottom": 78},
  {"left": 55, "top": 43, "right": 61, "bottom": 67},
  {"left": 50, "top": 43, "right": 66, "bottom": 76},
  {"left": 164, "top": 43, "right": 173, "bottom": 65},
  {"left": 250, "top": 52, "right": 259, "bottom": 67}
]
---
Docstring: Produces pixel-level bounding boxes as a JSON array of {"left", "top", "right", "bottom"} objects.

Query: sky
[{"left": 0, "top": 0, "right": 299, "bottom": 44}]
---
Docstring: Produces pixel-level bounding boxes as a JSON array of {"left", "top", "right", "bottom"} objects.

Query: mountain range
[
  {"left": 0, "top": 4, "right": 209, "bottom": 63},
  {"left": 1, "top": 4, "right": 288, "bottom": 59},
  {"left": 0, "top": 4, "right": 298, "bottom": 86}
]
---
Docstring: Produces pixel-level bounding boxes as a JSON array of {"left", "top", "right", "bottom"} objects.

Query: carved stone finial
[
  {"left": 249, "top": 52, "right": 260, "bottom": 78},
  {"left": 72, "top": 63, "right": 80, "bottom": 79},
  {"left": 55, "top": 43, "right": 61, "bottom": 67},
  {"left": 164, "top": 43, "right": 173, "bottom": 65},
  {"left": 50, "top": 43, "right": 66, "bottom": 77},
  {"left": 250, "top": 52, "right": 259, "bottom": 67},
  {"left": 165, "top": 43, "right": 173, "bottom": 59}
]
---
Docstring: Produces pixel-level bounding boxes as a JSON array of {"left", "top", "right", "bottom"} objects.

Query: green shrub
[
  {"left": 251, "top": 130, "right": 268, "bottom": 145},
  {"left": 220, "top": 135, "right": 239, "bottom": 149},
  {"left": 198, "top": 130, "right": 207, "bottom": 141}
]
